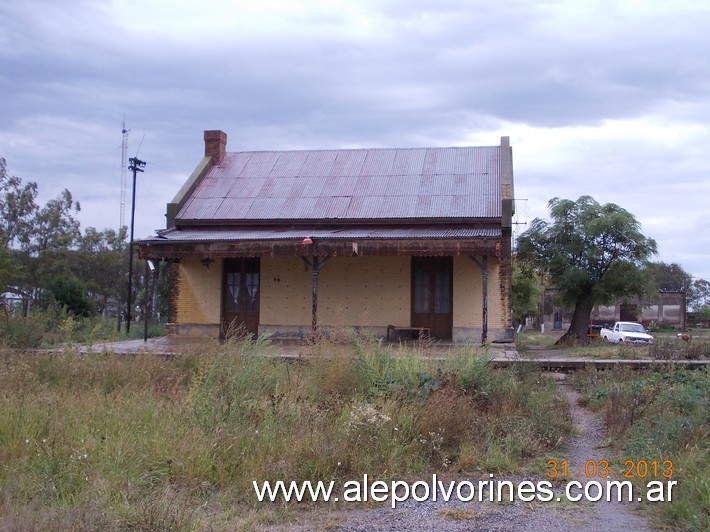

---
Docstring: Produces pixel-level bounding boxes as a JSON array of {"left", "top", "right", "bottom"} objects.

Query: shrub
[
  {"left": 0, "top": 337, "right": 577, "bottom": 527},
  {"left": 571, "top": 367, "right": 709, "bottom": 531},
  {"left": 649, "top": 338, "right": 678, "bottom": 360},
  {"left": 0, "top": 310, "right": 46, "bottom": 348},
  {"left": 46, "top": 276, "right": 93, "bottom": 318},
  {"left": 650, "top": 337, "right": 710, "bottom": 360}
]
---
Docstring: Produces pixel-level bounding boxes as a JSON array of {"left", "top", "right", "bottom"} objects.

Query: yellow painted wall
[
  {"left": 260, "top": 257, "right": 312, "bottom": 326},
  {"left": 175, "top": 258, "right": 222, "bottom": 324},
  {"left": 173, "top": 254, "right": 506, "bottom": 339},
  {"left": 452, "top": 256, "right": 504, "bottom": 330},
  {"left": 260, "top": 256, "right": 410, "bottom": 327},
  {"left": 320, "top": 256, "right": 410, "bottom": 326}
]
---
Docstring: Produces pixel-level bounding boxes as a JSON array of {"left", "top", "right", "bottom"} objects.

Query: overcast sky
[{"left": 1, "top": 0, "right": 709, "bottom": 280}]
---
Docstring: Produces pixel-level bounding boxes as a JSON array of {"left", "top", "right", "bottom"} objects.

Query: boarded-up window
[
  {"left": 662, "top": 305, "right": 680, "bottom": 320},
  {"left": 642, "top": 305, "right": 659, "bottom": 320}
]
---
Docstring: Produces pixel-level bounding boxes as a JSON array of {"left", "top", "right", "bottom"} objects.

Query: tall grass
[
  {"left": 0, "top": 304, "right": 165, "bottom": 350},
  {"left": 0, "top": 335, "right": 572, "bottom": 529},
  {"left": 571, "top": 367, "right": 709, "bottom": 531}
]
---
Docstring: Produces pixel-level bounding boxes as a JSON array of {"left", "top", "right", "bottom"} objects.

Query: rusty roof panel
[
  {"left": 299, "top": 177, "right": 327, "bottom": 198},
  {"left": 330, "top": 149, "right": 368, "bottom": 176},
  {"left": 269, "top": 177, "right": 298, "bottom": 198},
  {"left": 193, "top": 178, "right": 232, "bottom": 199},
  {"left": 300, "top": 150, "right": 339, "bottom": 177},
  {"left": 245, "top": 197, "right": 287, "bottom": 219},
  {"left": 392, "top": 148, "right": 426, "bottom": 175},
  {"left": 212, "top": 197, "right": 253, "bottom": 219},
  {"left": 361, "top": 149, "right": 397, "bottom": 176},
  {"left": 189, "top": 197, "right": 224, "bottom": 219},
  {"left": 394, "top": 175, "right": 422, "bottom": 197},
  {"left": 287, "top": 178, "right": 307, "bottom": 199},
  {"left": 270, "top": 151, "right": 308, "bottom": 177},
  {"left": 239, "top": 152, "right": 279, "bottom": 177},
  {"left": 322, "top": 176, "right": 355, "bottom": 197},
  {"left": 225, "top": 177, "right": 265, "bottom": 198},
  {"left": 280, "top": 197, "right": 314, "bottom": 219},
  {"left": 179, "top": 145, "right": 504, "bottom": 222},
  {"left": 209, "top": 153, "right": 244, "bottom": 178},
  {"left": 317, "top": 196, "right": 351, "bottom": 219}
]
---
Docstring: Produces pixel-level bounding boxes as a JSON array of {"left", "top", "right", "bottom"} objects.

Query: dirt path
[
  {"left": 298, "top": 377, "right": 655, "bottom": 531},
  {"left": 554, "top": 381, "right": 652, "bottom": 531}
]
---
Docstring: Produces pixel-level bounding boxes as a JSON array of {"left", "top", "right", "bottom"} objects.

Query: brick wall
[
  {"left": 260, "top": 256, "right": 410, "bottom": 329},
  {"left": 175, "top": 258, "right": 222, "bottom": 324},
  {"left": 452, "top": 255, "right": 507, "bottom": 341},
  {"left": 170, "top": 254, "right": 508, "bottom": 341}
]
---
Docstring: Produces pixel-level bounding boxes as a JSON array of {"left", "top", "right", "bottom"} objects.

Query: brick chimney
[{"left": 204, "top": 130, "right": 227, "bottom": 165}]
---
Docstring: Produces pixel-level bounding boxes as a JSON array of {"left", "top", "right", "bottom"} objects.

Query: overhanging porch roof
[{"left": 136, "top": 226, "right": 503, "bottom": 259}]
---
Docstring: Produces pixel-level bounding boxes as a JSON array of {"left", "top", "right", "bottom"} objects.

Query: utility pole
[{"left": 126, "top": 156, "right": 146, "bottom": 334}]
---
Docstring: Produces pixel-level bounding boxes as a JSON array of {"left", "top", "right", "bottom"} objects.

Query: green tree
[
  {"left": 73, "top": 226, "right": 128, "bottom": 315},
  {"left": 46, "top": 276, "right": 93, "bottom": 317},
  {"left": 647, "top": 262, "right": 692, "bottom": 292},
  {"left": 0, "top": 246, "right": 20, "bottom": 295},
  {"left": 512, "top": 262, "right": 541, "bottom": 326},
  {"left": 14, "top": 189, "right": 81, "bottom": 302},
  {"left": 0, "top": 158, "right": 37, "bottom": 295},
  {"left": 690, "top": 278, "right": 710, "bottom": 310},
  {"left": 517, "top": 196, "right": 657, "bottom": 344},
  {"left": 0, "top": 157, "right": 38, "bottom": 247}
]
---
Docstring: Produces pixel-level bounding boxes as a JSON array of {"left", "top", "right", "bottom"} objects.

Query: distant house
[
  {"left": 137, "top": 131, "right": 515, "bottom": 343},
  {"left": 543, "top": 289, "right": 687, "bottom": 330}
]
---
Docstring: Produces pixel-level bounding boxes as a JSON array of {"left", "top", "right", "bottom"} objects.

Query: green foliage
[
  {"left": 647, "top": 261, "right": 692, "bottom": 294},
  {"left": 1, "top": 157, "right": 131, "bottom": 319},
  {"left": 0, "top": 303, "right": 153, "bottom": 349},
  {"left": 517, "top": 196, "right": 657, "bottom": 342},
  {"left": 0, "top": 338, "right": 574, "bottom": 527},
  {"left": 73, "top": 226, "right": 128, "bottom": 313},
  {"left": 649, "top": 337, "right": 709, "bottom": 360},
  {"left": 46, "top": 276, "right": 93, "bottom": 318},
  {"left": 0, "top": 310, "right": 46, "bottom": 348},
  {"left": 0, "top": 157, "right": 38, "bottom": 248},
  {"left": 689, "top": 278, "right": 710, "bottom": 311},
  {"left": 0, "top": 245, "right": 20, "bottom": 294},
  {"left": 190, "top": 333, "right": 276, "bottom": 430},
  {"left": 512, "top": 262, "right": 541, "bottom": 324},
  {"left": 572, "top": 368, "right": 709, "bottom": 530}
]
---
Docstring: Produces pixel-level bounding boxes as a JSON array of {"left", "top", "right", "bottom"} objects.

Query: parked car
[{"left": 600, "top": 322, "right": 654, "bottom": 344}]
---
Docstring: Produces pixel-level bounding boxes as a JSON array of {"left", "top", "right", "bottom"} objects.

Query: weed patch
[
  {"left": 570, "top": 367, "right": 709, "bottom": 530},
  {"left": 0, "top": 336, "right": 574, "bottom": 528}
]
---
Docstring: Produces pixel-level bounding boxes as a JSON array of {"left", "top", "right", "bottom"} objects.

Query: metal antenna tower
[{"left": 119, "top": 118, "right": 130, "bottom": 228}]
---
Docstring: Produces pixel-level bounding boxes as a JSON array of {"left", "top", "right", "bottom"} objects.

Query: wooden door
[
  {"left": 222, "top": 258, "right": 260, "bottom": 337},
  {"left": 411, "top": 257, "right": 453, "bottom": 339}
]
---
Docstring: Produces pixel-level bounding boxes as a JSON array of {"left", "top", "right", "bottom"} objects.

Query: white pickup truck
[{"left": 600, "top": 322, "right": 654, "bottom": 344}]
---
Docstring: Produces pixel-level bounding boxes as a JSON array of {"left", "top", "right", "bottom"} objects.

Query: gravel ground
[{"left": 279, "top": 377, "right": 655, "bottom": 531}]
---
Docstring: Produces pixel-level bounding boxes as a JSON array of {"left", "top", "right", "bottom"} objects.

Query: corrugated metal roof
[
  {"left": 177, "top": 146, "right": 502, "bottom": 223},
  {"left": 147, "top": 227, "right": 502, "bottom": 243}
]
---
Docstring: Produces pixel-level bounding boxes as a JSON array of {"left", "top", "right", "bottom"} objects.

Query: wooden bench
[{"left": 387, "top": 325, "right": 430, "bottom": 342}]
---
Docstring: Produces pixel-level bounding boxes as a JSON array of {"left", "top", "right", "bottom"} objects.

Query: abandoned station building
[{"left": 137, "top": 130, "right": 515, "bottom": 343}]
